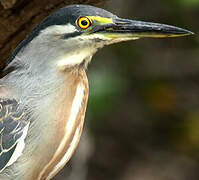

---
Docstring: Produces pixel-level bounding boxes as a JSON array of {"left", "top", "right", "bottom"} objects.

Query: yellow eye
[{"left": 77, "top": 17, "right": 91, "bottom": 29}]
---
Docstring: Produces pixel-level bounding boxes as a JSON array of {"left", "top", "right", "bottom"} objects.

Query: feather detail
[{"left": 0, "top": 99, "right": 29, "bottom": 173}]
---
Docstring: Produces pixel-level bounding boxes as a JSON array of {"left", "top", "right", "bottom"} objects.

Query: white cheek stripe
[
  {"left": 39, "top": 83, "right": 85, "bottom": 179},
  {"left": 40, "top": 23, "right": 78, "bottom": 35},
  {"left": 56, "top": 34, "right": 110, "bottom": 68}
]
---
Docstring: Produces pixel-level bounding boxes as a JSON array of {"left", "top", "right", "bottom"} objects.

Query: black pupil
[{"left": 81, "top": 20, "right": 88, "bottom": 26}]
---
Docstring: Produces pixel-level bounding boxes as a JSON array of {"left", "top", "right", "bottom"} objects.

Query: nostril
[{"left": 114, "top": 18, "right": 132, "bottom": 25}]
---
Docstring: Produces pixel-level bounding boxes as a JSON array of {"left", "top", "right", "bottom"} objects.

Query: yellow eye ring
[{"left": 77, "top": 17, "right": 91, "bottom": 29}]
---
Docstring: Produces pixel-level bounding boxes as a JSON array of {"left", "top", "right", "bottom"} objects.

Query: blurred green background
[{"left": 55, "top": 0, "right": 199, "bottom": 179}]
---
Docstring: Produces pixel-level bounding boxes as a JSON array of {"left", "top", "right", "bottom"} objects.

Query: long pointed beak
[{"left": 93, "top": 17, "right": 194, "bottom": 39}]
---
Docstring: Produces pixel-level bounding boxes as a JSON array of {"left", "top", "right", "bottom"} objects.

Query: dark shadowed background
[{"left": 1, "top": 0, "right": 199, "bottom": 179}]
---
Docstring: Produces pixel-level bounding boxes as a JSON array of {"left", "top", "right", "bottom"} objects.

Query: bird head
[{"left": 8, "top": 4, "right": 193, "bottom": 71}]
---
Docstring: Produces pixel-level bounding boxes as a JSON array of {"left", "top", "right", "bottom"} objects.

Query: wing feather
[{"left": 0, "top": 98, "right": 29, "bottom": 173}]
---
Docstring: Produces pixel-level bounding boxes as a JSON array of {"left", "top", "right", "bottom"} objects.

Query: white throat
[{"left": 56, "top": 48, "right": 95, "bottom": 68}]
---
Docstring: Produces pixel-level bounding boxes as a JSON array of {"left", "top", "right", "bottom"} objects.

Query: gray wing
[{"left": 0, "top": 98, "right": 29, "bottom": 173}]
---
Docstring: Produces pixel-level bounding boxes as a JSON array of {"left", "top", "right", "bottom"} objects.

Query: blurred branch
[{"left": 1, "top": 0, "right": 18, "bottom": 9}]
